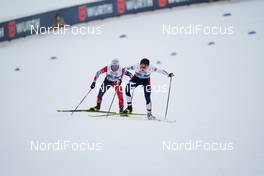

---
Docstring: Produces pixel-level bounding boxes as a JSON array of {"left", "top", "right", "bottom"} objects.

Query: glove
[
  {"left": 115, "top": 79, "right": 122, "bottom": 85},
  {"left": 90, "top": 81, "right": 96, "bottom": 89},
  {"left": 168, "top": 73, "right": 174, "bottom": 77}
]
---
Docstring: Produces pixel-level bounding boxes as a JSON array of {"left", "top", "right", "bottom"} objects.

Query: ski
[
  {"left": 153, "top": 119, "right": 176, "bottom": 123},
  {"left": 89, "top": 113, "right": 176, "bottom": 123},
  {"left": 57, "top": 109, "right": 175, "bottom": 123},
  {"left": 57, "top": 109, "right": 117, "bottom": 114},
  {"left": 89, "top": 112, "right": 146, "bottom": 117}
]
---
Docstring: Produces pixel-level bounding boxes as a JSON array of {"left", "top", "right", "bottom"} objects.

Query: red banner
[
  {"left": 79, "top": 6, "right": 87, "bottom": 21},
  {"left": 8, "top": 21, "right": 16, "bottom": 38},
  {"left": 117, "top": 0, "right": 126, "bottom": 14},
  {"left": 159, "top": 0, "right": 167, "bottom": 7}
]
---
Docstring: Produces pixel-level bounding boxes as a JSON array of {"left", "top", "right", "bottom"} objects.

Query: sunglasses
[{"left": 111, "top": 65, "right": 119, "bottom": 70}]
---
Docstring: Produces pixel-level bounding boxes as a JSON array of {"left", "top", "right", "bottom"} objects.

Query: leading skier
[
  {"left": 89, "top": 59, "right": 133, "bottom": 113},
  {"left": 123, "top": 58, "right": 174, "bottom": 119}
]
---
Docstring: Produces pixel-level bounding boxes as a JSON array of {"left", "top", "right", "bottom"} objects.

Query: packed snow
[{"left": 0, "top": 0, "right": 264, "bottom": 175}]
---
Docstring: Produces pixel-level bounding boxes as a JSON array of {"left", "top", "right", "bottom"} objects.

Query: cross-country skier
[
  {"left": 123, "top": 58, "right": 174, "bottom": 119},
  {"left": 89, "top": 59, "right": 133, "bottom": 113}
]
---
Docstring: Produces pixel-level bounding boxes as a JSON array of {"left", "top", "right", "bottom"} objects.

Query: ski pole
[
  {"left": 71, "top": 88, "right": 93, "bottom": 116},
  {"left": 106, "top": 91, "right": 117, "bottom": 118},
  {"left": 164, "top": 77, "right": 173, "bottom": 120}
]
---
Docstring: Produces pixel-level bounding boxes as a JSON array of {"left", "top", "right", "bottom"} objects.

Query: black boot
[
  {"left": 123, "top": 105, "right": 133, "bottom": 114},
  {"left": 119, "top": 107, "right": 124, "bottom": 114},
  {"left": 147, "top": 112, "right": 156, "bottom": 120},
  {"left": 89, "top": 103, "right": 101, "bottom": 112}
]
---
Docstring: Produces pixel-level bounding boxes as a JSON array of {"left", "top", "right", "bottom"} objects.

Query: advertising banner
[{"left": 0, "top": 0, "right": 209, "bottom": 42}]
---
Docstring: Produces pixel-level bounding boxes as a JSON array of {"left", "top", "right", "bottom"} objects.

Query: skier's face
[
  {"left": 111, "top": 65, "right": 119, "bottom": 71},
  {"left": 140, "top": 64, "right": 148, "bottom": 71}
]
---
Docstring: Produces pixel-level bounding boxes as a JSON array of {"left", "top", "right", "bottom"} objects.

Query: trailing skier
[
  {"left": 123, "top": 58, "right": 174, "bottom": 120},
  {"left": 89, "top": 59, "right": 133, "bottom": 113}
]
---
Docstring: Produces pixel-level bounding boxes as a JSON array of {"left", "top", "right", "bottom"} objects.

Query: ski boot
[
  {"left": 147, "top": 112, "right": 156, "bottom": 120},
  {"left": 119, "top": 107, "right": 124, "bottom": 114},
  {"left": 123, "top": 105, "right": 133, "bottom": 114},
  {"left": 119, "top": 107, "right": 128, "bottom": 117},
  {"left": 89, "top": 104, "right": 101, "bottom": 112}
]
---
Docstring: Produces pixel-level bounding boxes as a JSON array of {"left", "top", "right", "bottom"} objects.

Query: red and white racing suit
[{"left": 93, "top": 65, "right": 132, "bottom": 108}]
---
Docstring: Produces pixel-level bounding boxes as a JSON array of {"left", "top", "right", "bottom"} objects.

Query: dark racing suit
[{"left": 125, "top": 64, "right": 169, "bottom": 113}]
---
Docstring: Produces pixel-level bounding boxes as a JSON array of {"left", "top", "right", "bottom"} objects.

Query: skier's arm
[
  {"left": 152, "top": 66, "right": 174, "bottom": 77},
  {"left": 117, "top": 69, "right": 133, "bottom": 84},
  {"left": 125, "top": 65, "right": 137, "bottom": 71},
  {"left": 152, "top": 66, "right": 169, "bottom": 76},
  {"left": 124, "top": 70, "right": 133, "bottom": 78},
  {"left": 93, "top": 66, "right": 108, "bottom": 82},
  {"left": 90, "top": 66, "right": 107, "bottom": 89}
]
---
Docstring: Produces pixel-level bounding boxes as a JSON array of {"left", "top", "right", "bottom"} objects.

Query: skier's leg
[
  {"left": 144, "top": 78, "right": 155, "bottom": 119},
  {"left": 144, "top": 84, "right": 152, "bottom": 113},
  {"left": 97, "top": 80, "right": 111, "bottom": 105},
  {"left": 144, "top": 85, "right": 156, "bottom": 119},
  {"left": 89, "top": 79, "right": 110, "bottom": 111},
  {"left": 125, "top": 81, "right": 138, "bottom": 105},
  {"left": 113, "top": 84, "right": 124, "bottom": 112},
  {"left": 124, "top": 78, "right": 138, "bottom": 113}
]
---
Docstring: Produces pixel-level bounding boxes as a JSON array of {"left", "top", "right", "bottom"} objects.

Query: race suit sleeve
[
  {"left": 125, "top": 64, "right": 138, "bottom": 71},
  {"left": 151, "top": 66, "right": 169, "bottom": 76},
  {"left": 93, "top": 66, "right": 108, "bottom": 81},
  {"left": 124, "top": 70, "right": 133, "bottom": 78}
]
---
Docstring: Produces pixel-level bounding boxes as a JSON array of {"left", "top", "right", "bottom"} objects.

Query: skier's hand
[
  {"left": 168, "top": 73, "right": 174, "bottom": 77},
  {"left": 116, "top": 79, "right": 122, "bottom": 85},
  {"left": 90, "top": 81, "right": 96, "bottom": 89}
]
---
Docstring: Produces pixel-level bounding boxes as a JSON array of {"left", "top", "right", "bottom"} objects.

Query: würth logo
[
  {"left": 159, "top": 0, "right": 167, "bottom": 7},
  {"left": 8, "top": 21, "right": 16, "bottom": 37},
  {"left": 79, "top": 6, "right": 87, "bottom": 21},
  {"left": 117, "top": 0, "right": 126, "bottom": 14}
]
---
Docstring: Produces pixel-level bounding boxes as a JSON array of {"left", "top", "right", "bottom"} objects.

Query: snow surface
[{"left": 1, "top": 0, "right": 264, "bottom": 175}]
